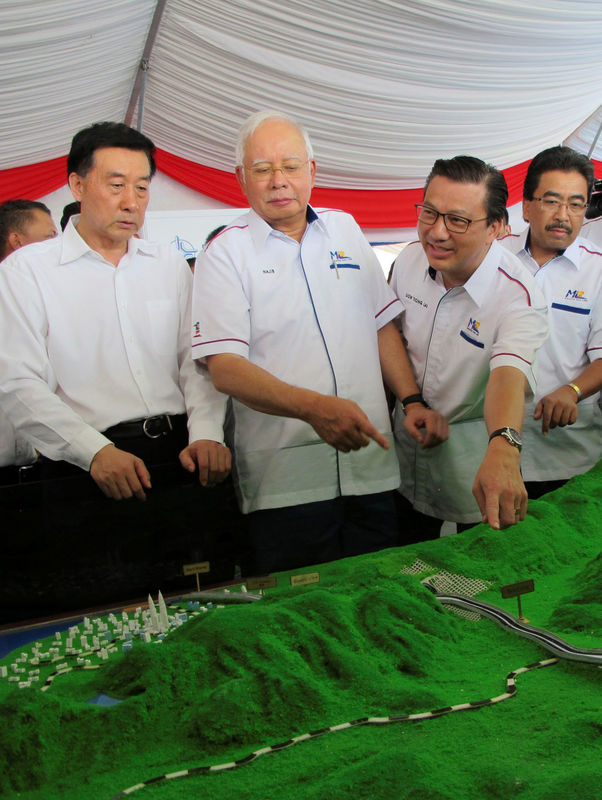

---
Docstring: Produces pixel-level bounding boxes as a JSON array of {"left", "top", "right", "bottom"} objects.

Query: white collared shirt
[
  {"left": 0, "top": 409, "right": 36, "bottom": 468},
  {"left": 501, "top": 230, "right": 602, "bottom": 480},
  {"left": 191, "top": 206, "right": 402, "bottom": 513},
  {"left": 0, "top": 218, "right": 226, "bottom": 470},
  {"left": 390, "top": 239, "right": 548, "bottom": 522},
  {"left": 581, "top": 217, "right": 602, "bottom": 249}
]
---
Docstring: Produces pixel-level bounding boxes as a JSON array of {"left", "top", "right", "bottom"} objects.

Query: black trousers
[
  {"left": 0, "top": 417, "right": 246, "bottom": 624},
  {"left": 247, "top": 491, "right": 398, "bottom": 575}
]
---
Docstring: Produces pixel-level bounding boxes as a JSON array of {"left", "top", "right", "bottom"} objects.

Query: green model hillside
[{"left": 0, "top": 463, "right": 600, "bottom": 800}]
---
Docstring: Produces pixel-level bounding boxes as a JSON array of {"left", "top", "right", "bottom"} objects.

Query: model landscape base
[{"left": 0, "top": 461, "right": 601, "bottom": 800}]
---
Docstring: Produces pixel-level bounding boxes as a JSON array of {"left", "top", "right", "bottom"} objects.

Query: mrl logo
[
  {"left": 565, "top": 289, "right": 587, "bottom": 301},
  {"left": 193, "top": 321, "right": 201, "bottom": 338},
  {"left": 467, "top": 318, "right": 480, "bottom": 335},
  {"left": 330, "top": 250, "right": 353, "bottom": 262}
]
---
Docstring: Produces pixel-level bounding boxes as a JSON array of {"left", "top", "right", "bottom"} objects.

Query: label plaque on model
[
  {"left": 183, "top": 561, "right": 210, "bottom": 575},
  {"left": 290, "top": 571, "right": 320, "bottom": 587},
  {"left": 246, "top": 576, "right": 278, "bottom": 590},
  {"left": 500, "top": 578, "right": 534, "bottom": 598}
]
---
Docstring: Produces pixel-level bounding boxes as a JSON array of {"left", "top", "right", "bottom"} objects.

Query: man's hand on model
[
  {"left": 90, "top": 444, "right": 151, "bottom": 501},
  {"left": 472, "top": 437, "right": 527, "bottom": 530}
]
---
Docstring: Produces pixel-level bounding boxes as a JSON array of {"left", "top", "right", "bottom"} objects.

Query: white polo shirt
[
  {"left": 501, "top": 230, "right": 602, "bottom": 480},
  {"left": 0, "top": 219, "right": 226, "bottom": 470},
  {"left": 581, "top": 217, "right": 602, "bottom": 249},
  {"left": 390, "top": 239, "right": 548, "bottom": 523},
  {"left": 191, "top": 206, "right": 402, "bottom": 513}
]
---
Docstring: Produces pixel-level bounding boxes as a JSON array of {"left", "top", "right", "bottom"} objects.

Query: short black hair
[
  {"left": 523, "top": 145, "right": 594, "bottom": 201},
  {"left": 425, "top": 155, "right": 508, "bottom": 225},
  {"left": 67, "top": 121, "right": 156, "bottom": 179},
  {"left": 0, "top": 199, "right": 52, "bottom": 258},
  {"left": 60, "top": 201, "right": 81, "bottom": 231}
]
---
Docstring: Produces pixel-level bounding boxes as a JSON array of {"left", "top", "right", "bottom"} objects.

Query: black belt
[{"left": 103, "top": 414, "right": 187, "bottom": 441}]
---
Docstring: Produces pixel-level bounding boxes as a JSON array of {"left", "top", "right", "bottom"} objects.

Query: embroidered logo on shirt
[
  {"left": 564, "top": 289, "right": 587, "bottom": 301},
  {"left": 193, "top": 321, "right": 201, "bottom": 338},
  {"left": 262, "top": 268, "right": 276, "bottom": 273},
  {"left": 330, "top": 250, "right": 360, "bottom": 270},
  {"left": 460, "top": 318, "right": 484, "bottom": 348}
]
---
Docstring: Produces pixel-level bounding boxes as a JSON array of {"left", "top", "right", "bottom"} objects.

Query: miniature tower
[
  {"left": 158, "top": 591, "right": 169, "bottom": 633},
  {"left": 147, "top": 594, "right": 160, "bottom": 634}
]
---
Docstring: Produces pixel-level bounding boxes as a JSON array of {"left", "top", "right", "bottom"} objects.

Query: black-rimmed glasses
[{"left": 415, "top": 204, "right": 489, "bottom": 234}]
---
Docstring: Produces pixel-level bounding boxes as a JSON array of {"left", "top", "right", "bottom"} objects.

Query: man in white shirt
[
  {"left": 0, "top": 122, "right": 236, "bottom": 617},
  {"left": 582, "top": 216, "right": 602, "bottom": 248},
  {"left": 501, "top": 146, "right": 602, "bottom": 497},
  {"left": 192, "top": 110, "right": 448, "bottom": 573},
  {"left": 0, "top": 199, "right": 57, "bottom": 471},
  {"left": 390, "top": 156, "right": 548, "bottom": 538}
]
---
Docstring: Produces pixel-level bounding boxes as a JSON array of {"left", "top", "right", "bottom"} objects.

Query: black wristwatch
[
  {"left": 401, "top": 393, "right": 430, "bottom": 413},
  {"left": 488, "top": 426, "right": 522, "bottom": 452}
]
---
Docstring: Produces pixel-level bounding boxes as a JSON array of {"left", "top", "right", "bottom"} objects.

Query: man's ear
[
  {"left": 487, "top": 218, "right": 503, "bottom": 243},
  {"left": 6, "top": 230, "right": 23, "bottom": 253},
  {"left": 68, "top": 171, "right": 84, "bottom": 201},
  {"left": 235, "top": 165, "right": 247, "bottom": 197}
]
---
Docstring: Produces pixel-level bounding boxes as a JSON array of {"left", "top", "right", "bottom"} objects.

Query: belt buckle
[{"left": 143, "top": 415, "right": 172, "bottom": 439}]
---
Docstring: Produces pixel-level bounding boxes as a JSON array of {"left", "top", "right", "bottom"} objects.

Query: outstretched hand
[
  {"left": 304, "top": 395, "right": 389, "bottom": 452},
  {"left": 472, "top": 439, "right": 526, "bottom": 530}
]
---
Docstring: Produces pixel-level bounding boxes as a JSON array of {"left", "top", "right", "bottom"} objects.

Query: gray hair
[{"left": 235, "top": 110, "right": 314, "bottom": 166}]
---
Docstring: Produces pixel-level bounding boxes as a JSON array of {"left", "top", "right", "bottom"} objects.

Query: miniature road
[
  {"left": 108, "top": 591, "right": 601, "bottom": 798},
  {"left": 432, "top": 591, "right": 602, "bottom": 665}
]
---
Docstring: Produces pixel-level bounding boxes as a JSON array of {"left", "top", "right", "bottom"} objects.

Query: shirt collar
[
  {"left": 524, "top": 226, "right": 582, "bottom": 271},
  {"left": 246, "top": 204, "right": 323, "bottom": 252},
  {"left": 59, "top": 216, "right": 156, "bottom": 265},
  {"left": 460, "top": 240, "right": 501, "bottom": 305}
]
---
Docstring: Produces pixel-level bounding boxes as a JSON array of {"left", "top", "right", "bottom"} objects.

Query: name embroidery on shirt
[
  {"left": 262, "top": 267, "right": 276, "bottom": 274},
  {"left": 405, "top": 293, "right": 428, "bottom": 309}
]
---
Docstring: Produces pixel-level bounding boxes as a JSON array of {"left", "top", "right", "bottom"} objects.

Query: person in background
[
  {"left": 192, "top": 110, "right": 448, "bottom": 574},
  {"left": 60, "top": 201, "right": 81, "bottom": 231},
  {"left": 0, "top": 199, "right": 57, "bottom": 261},
  {"left": 500, "top": 146, "right": 602, "bottom": 498},
  {"left": 0, "top": 200, "right": 56, "bottom": 470},
  {"left": 390, "top": 155, "right": 548, "bottom": 540}
]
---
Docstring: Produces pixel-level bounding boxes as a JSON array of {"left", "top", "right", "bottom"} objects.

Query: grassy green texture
[{"left": 1, "top": 463, "right": 600, "bottom": 800}]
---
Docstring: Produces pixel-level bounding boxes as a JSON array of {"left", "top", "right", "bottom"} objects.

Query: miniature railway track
[{"left": 108, "top": 590, "right": 601, "bottom": 798}]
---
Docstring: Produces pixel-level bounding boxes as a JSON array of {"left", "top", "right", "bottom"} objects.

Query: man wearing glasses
[
  {"left": 192, "top": 110, "right": 448, "bottom": 574},
  {"left": 390, "top": 156, "right": 548, "bottom": 539},
  {"left": 501, "top": 146, "right": 602, "bottom": 498}
]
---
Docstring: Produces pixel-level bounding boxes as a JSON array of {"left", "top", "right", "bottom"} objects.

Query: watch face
[{"left": 501, "top": 427, "right": 522, "bottom": 448}]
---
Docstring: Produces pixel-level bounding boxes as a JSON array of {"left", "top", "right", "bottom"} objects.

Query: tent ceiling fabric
[{"left": 1, "top": 0, "right": 601, "bottom": 192}]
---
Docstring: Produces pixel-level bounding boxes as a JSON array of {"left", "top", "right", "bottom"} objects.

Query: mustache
[{"left": 545, "top": 222, "right": 572, "bottom": 234}]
